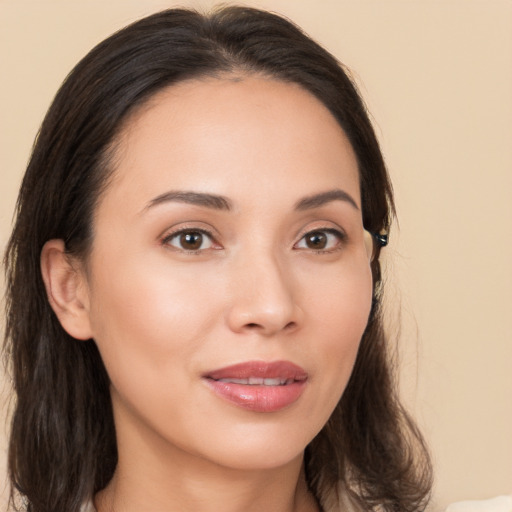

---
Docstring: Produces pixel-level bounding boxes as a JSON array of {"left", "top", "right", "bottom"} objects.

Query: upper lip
[{"left": 203, "top": 360, "right": 308, "bottom": 382}]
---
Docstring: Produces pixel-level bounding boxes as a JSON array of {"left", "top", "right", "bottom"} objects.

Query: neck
[
  {"left": 95, "top": 401, "right": 320, "bottom": 512},
  {"left": 95, "top": 454, "right": 319, "bottom": 512}
]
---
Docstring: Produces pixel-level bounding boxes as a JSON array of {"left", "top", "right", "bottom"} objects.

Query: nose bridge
[{"left": 226, "top": 243, "right": 300, "bottom": 335}]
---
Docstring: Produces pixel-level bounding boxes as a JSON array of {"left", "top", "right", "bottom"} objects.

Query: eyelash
[{"left": 161, "top": 226, "right": 347, "bottom": 254}]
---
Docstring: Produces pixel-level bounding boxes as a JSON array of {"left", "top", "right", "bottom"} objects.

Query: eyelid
[{"left": 294, "top": 220, "right": 348, "bottom": 241}]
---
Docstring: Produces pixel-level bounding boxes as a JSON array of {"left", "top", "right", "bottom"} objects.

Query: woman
[{"left": 3, "top": 6, "right": 432, "bottom": 512}]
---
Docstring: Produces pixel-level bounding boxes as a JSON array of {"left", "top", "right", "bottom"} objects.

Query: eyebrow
[
  {"left": 294, "top": 189, "right": 359, "bottom": 211},
  {"left": 143, "top": 188, "right": 358, "bottom": 214},
  {"left": 144, "top": 191, "right": 232, "bottom": 212}
]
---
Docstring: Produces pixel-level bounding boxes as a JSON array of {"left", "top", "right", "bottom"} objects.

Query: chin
[
  {"left": 211, "top": 446, "right": 305, "bottom": 472},
  {"left": 189, "top": 421, "right": 320, "bottom": 471}
]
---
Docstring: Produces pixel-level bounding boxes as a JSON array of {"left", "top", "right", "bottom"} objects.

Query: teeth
[
  {"left": 218, "top": 378, "right": 248, "bottom": 384},
  {"left": 217, "top": 377, "right": 290, "bottom": 386}
]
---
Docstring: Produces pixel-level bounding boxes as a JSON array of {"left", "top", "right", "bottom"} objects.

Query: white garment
[
  {"left": 80, "top": 501, "right": 96, "bottom": 512},
  {"left": 445, "top": 496, "right": 512, "bottom": 512}
]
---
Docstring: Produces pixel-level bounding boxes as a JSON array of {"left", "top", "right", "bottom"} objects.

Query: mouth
[
  {"left": 202, "top": 360, "right": 308, "bottom": 413},
  {"left": 215, "top": 377, "right": 295, "bottom": 386}
]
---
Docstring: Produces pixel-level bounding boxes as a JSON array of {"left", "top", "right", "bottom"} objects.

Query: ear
[{"left": 40, "top": 239, "right": 93, "bottom": 340}]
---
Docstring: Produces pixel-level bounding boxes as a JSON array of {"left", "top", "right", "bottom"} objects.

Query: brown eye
[
  {"left": 180, "top": 232, "right": 203, "bottom": 250},
  {"left": 305, "top": 231, "right": 328, "bottom": 249},
  {"left": 295, "top": 228, "right": 345, "bottom": 252},
  {"left": 165, "top": 229, "right": 214, "bottom": 251}
]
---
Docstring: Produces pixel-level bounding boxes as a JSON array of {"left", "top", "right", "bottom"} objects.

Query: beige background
[{"left": 1, "top": 1, "right": 511, "bottom": 510}]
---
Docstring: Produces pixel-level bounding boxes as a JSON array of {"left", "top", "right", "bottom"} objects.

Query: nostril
[{"left": 242, "top": 321, "right": 297, "bottom": 332}]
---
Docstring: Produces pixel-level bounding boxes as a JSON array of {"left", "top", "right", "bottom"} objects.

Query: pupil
[
  {"left": 180, "top": 232, "right": 202, "bottom": 250},
  {"left": 306, "top": 232, "right": 327, "bottom": 249}
]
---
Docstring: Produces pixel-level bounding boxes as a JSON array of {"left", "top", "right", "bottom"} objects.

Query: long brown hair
[{"left": 3, "top": 6, "right": 432, "bottom": 511}]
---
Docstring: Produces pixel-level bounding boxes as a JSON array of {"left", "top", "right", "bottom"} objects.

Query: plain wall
[{"left": 1, "top": 1, "right": 511, "bottom": 510}]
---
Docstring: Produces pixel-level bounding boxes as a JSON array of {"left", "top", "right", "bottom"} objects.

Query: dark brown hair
[{"left": 3, "top": 6, "right": 432, "bottom": 511}]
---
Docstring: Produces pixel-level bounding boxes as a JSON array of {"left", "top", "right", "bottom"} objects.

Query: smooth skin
[{"left": 41, "top": 76, "right": 373, "bottom": 512}]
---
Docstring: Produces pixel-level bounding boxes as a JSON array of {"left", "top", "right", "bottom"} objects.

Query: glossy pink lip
[{"left": 203, "top": 360, "right": 308, "bottom": 413}]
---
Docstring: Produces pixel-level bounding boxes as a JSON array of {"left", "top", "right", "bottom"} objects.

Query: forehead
[{"left": 102, "top": 76, "right": 360, "bottom": 214}]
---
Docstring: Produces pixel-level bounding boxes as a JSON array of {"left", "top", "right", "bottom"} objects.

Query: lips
[{"left": 203, "top": 361, "right": 308, "bottom": 413}]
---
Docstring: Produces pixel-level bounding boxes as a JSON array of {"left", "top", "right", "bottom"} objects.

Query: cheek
[
  {"left": 85, "top": 262, "right": 224, "bottom": 444},
  {"left": 85, "top": 257, "right": 220, "bottom": 389},
  {"left": 308, "top": 256, "right": 373, "bottom": 338},
  {"left": 305, "top": 259, "right": 373, "bottom": 395}
]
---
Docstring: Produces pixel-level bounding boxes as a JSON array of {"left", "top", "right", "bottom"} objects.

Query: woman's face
[{"left": 81, "top": 76, "right": 373, "bottom": 470}]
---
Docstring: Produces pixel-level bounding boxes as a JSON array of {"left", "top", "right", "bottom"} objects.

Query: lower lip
[{"left": 204, "top": 379, "right": 306, "bottom": 413}]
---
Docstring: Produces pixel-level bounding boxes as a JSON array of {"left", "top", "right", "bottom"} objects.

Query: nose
[{"left": 225, "top": 251, "right": 302, "bottom": 336}]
